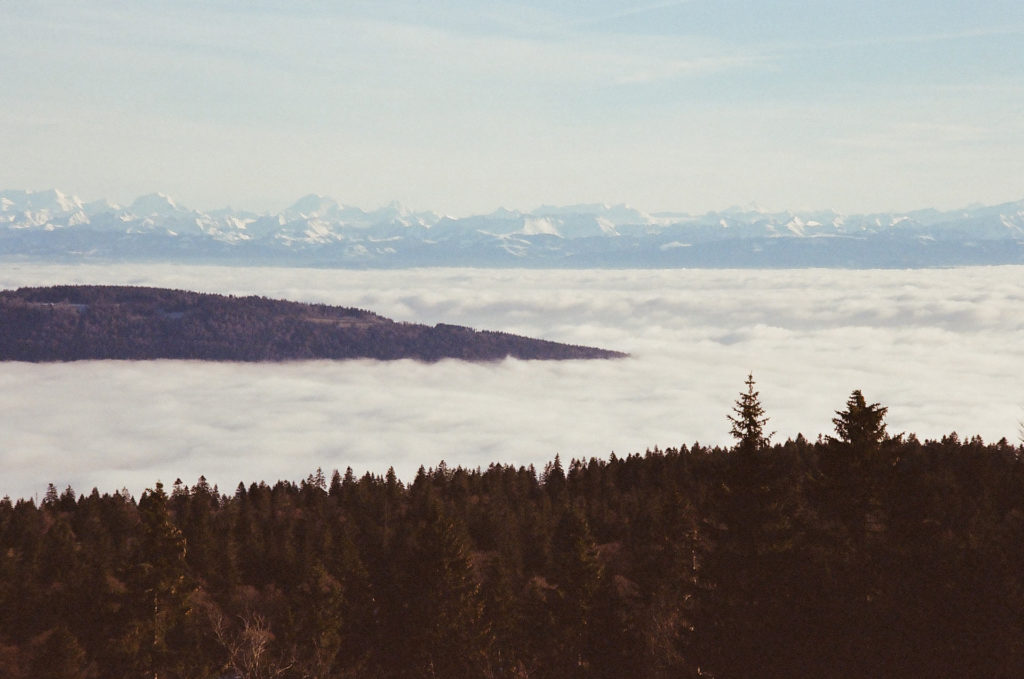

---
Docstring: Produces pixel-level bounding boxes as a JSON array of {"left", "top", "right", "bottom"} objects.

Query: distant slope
[
  {"left": 0, "top": 286, "right": 626, "bottom": 362},
  {"left": 2, "top": 189, "right": 1024, "bottom": 267}
]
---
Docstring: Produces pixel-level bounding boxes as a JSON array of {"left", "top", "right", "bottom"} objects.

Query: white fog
[{"left": 1, "top": 263, "right": 1021, "bottom": 500}]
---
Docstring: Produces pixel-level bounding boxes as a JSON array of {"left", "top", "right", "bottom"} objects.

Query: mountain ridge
[{"left": 2, "top": 189, "right": 1023, "bottom": 267}]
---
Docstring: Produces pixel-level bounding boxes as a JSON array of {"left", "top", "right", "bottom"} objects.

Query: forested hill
[
  {"left": 2, "top": 432, "right": 1023, "bottom": 677},
  {"left": 0, "top": 285, "right": 625, "bottom": 362}
]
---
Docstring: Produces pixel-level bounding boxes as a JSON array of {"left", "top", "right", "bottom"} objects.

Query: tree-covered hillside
[
  {"left": 0, "top": 285, "right": 625, "bottom": 362},
  {"left": 2, "top": 385, "right": 1022, "bottom": 677}
]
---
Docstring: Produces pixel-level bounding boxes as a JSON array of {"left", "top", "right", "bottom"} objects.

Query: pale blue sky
[{"left": 2, "top": 1, "right": 1021, "bottom": 214}]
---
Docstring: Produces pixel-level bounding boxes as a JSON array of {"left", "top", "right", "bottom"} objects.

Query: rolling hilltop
[{"left": 0, "top": 285, "right": 625, "bottom": 362}]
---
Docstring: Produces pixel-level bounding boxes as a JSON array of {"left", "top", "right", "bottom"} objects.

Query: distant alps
[{"left": 2, "top": 189, "right": 1023, "bottom": 268}]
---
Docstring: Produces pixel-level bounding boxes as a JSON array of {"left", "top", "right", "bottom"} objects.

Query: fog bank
[{"left": 2, "top": 263, "right": 1021, "bottom": 500}]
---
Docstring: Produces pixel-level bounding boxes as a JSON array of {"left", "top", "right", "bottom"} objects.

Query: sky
[
  {"left": 1, "top": 263, "right": 1022, "bottom": 501},
  {"left": 1, "top": 1, "right": 1022, "bottom": 216}
]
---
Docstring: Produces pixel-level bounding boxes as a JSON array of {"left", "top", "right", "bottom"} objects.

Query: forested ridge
[
  {"left": 3, "top": 382, "right": 1023, "bottom": 678},
  {"left": 0, "top": 285, "right": 625, "bottom": 362}
]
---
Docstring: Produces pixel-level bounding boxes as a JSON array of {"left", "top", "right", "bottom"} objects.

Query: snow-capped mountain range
[{"left": 2, "top": 189, "right": 1023, "bottom": 267}]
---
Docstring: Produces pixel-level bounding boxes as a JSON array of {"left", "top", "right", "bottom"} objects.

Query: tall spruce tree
[
  {"left": 831, "top": 389, "right": 888, "bottom": 454},
  {"left": 727, "top": 373, "right": 773, "bottom": 456},
  {"left": 124, "top": 482, "right": 195, "bottom": 678}
]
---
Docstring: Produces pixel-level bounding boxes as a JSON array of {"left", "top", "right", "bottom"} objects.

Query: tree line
[{"left": 2, "top": 378, "right": 1023, "bottom": 677}]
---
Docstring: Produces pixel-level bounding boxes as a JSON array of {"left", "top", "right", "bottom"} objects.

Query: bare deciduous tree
[{"left": 206, "top": 606, "right": 292, "bottom": 679}]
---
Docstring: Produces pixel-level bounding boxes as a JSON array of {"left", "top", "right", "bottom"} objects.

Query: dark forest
[
  {"left": 2, "top": 382, "right": 1023, "bottom": 678},
  {"left": 0, "top": 285, "right": 625, "bottom": 362}
]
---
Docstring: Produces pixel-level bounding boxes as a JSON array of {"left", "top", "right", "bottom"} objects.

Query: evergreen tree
[
  {"left": 42, "top": 483, "right": 59, "bottom": 508},
  {"left": 328, "top": 469, "right": 343, "bottom": 497},
  {"left": 727, "top": 373, "right": 773, "bottom": 456},
  {"left": 543, "top": 454, "right": 567, "bottom": 497},
  {"left": 5, "top": 430, "right": 1024, "bottom": 677},
  {"left": 123, "top": 482, "right": 195, "bottom": 678},
  {"left": 831, "top": 389, "right": 888, "bottom": 454},
  {"left": 381, "top": 503, "right": 492, "bottom": 678},
  {"left": 543, "top": 506, "right": 603, "bottom": 678}
]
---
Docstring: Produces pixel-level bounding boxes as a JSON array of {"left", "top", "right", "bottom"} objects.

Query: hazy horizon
[
  {"left": 4, "top": 185, "right": 1024, "bottom": 220},
  {"left": 3, "top": 2, "right": 1022, "bottom": 216}
]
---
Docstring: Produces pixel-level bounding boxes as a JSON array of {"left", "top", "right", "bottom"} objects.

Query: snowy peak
[
  {"left": 285, "top": 194, "right": 341, "bottom": 220},
  {"left": 0, "top": 189, "right": 88, "bottom": 231},
  {"left": 129, "top": 193, "right": 182, "bottom": 216},
  {"left": 38, "top": 188, "right": 83, "bottom": 213},
  {"left": 487, "top": 207, "right": 523, "bottom": 220},
  {"left": 521, "top": 217, "right": 561, "bottom": 237},
  {"left": 531, "top": 202, "right": 652, "bottom": 226},
  {"left": 2, "top": 188, "right": 1024, "bottom": 267},
  {"left": 83, "top": 198, "right": 122, "bottom": 216},
  {"left": 367, "top": 200, "right": 411, "bottom": 225},
  {"left": 0, "top": 188, "right": 83, "bottom": 214}
]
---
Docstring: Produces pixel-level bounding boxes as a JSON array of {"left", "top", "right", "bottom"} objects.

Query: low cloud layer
[{"left": 2, "top": 263, "right": 1022, "bottom": 500}]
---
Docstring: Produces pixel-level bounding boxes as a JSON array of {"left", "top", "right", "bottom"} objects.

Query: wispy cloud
[
  {"left": 548, "top": 0, "right": 697, "bottom": 30},
  {"left": 790, "top": 24, "right": 1024, "bottom": 51},
  {"left": 4, "top": 2, "right": 1020, "bottom": 216},
  {"left": 340, "top": 17, "right": 764, "bottom": 90},
  {"left": 830, "top": 121, "right": 991, "bottom": 150}
]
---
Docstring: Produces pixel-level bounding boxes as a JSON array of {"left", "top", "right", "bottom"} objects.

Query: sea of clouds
[{"left": 1, "top": 263, "right": 1022, "bottom": 501}]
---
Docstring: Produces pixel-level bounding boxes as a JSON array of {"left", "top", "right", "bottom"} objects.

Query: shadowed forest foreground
[{"left": 2, "top": 384, "right": 1023, "bottom": 678}]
